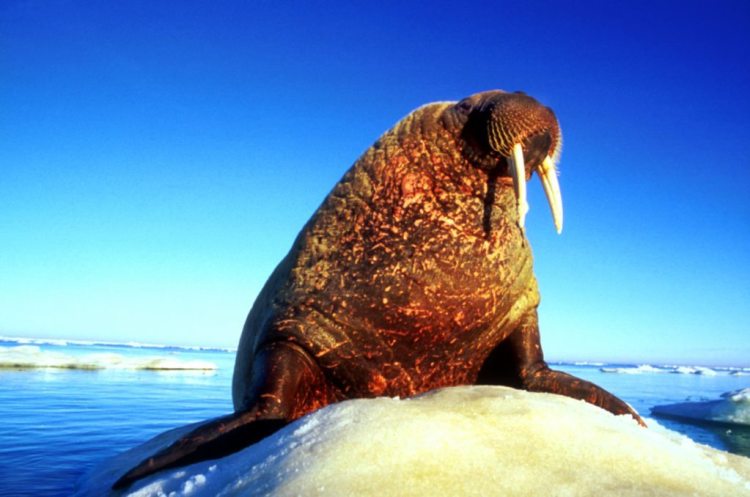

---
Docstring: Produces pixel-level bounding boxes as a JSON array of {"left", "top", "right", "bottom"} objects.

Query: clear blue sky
[{"left": 1, "top": 1, "right": 748, "bottom": 366}]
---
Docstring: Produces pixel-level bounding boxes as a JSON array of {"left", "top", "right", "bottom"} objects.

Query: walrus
[{"left": 114, "top": 89, "right": 644, "bottom": 489}]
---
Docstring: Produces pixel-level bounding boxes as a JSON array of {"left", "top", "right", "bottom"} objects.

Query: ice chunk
[
  {"left": 652, "top": 388, "right": 750, "bottom": 426},
  {"left": 672, "top": 366, "right": 719, "bottom": 376},
  {"left": 76, "top": 386, "right": 750, "bottom": 497}
]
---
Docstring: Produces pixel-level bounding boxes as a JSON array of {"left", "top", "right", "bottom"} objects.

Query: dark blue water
[
  {"left": 0, "top": 339, "right": 747, "bottom": 497},
  {"left": 0, "top": 340, "right": 235, "bottom": 497}
]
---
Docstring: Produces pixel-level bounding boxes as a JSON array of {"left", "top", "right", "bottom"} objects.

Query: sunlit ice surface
[{"left": 77, "top": 386, "right": 750, "bottom": 497}]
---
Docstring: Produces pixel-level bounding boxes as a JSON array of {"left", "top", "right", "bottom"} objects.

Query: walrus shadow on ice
[{"left": 112, "top": 89, "right": 645, "bottom": 490}]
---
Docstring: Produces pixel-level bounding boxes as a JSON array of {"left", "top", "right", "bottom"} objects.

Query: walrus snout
[
  {"left": 476, "top": 92, "right": 564, "bottom": 233},
  {"left": 484, "top": 93, "right": 560, "bottom": 159}
]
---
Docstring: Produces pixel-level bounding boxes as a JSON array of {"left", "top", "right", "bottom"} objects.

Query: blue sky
[{"left": 1, "top": 1, "right": 748, "bottom": 366}]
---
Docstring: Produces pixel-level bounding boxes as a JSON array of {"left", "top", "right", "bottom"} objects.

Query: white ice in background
[
  {"left": 75, "top": 386, "right": 750, "bottom": 497},
  {"left": 673, "top": 366, "right": 719, "bottom": 376},
  {"left": 600, "top": 364, "right": 724, "bottom": 375},
  {"left": 601, "top": 364, "right": 668, "bottom": 374},
  {"left": 652, "top": 388, "right": 750, "bottom": 426},
  {"left": 0, "top": 335, "right": 237, "bottom": 352},
  {"left": 4, "top": 336, "right": 72, "bottom": 347},
  {"left": 0, "top": 345, "right": 217, "bottom": 371}
]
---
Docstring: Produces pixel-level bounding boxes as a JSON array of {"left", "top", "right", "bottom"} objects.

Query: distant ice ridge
[
  {"left": 0, "top": 335, "right": 237, "bottom": 353},
  {"left": 652, "top": 388, "right": 750, "bottom": 427},
  {"left": 0, "top": 345, "right": 217, "bottom": 371},
  {"left": 75, "top": 386, "right": 750, "bottom": 497},
  {"left": 601, "top": 364, "right": 668, "bottom": 374},
  {"left": 599, "top": 364, "right": 748, "bottom": 376}
]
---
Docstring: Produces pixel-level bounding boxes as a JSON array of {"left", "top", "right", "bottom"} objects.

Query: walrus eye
[{"left": 456, "top": 99, "right": 472, "bottom": 113}]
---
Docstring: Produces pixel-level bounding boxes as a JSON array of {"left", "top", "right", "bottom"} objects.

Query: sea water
[{"left": 0, "top": 337, "right": 748, "bottom": 497}]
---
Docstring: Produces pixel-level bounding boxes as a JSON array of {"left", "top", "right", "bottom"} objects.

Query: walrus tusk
[
  {"left": 539, "top": 155, "right": 564, "bottom": 234},
  {"left": 508, "top": 146, "right": 563, "bottom": 234},
  {"left": 509, "top": 143, "right": 529, "bottom": 228}
]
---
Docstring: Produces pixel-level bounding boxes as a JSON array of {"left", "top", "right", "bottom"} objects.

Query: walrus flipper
[
  {"left": 523, "top": 366, "right": 646, "bottom": 426},
  {"left": 113, "top": 341, "right": 333, "bottom": 489},
  {"left": 479, "top": 311, "right": 646, "bottom": 426},
  {"left": 112, "top": 413, "right": 287, "bottom": 489}
]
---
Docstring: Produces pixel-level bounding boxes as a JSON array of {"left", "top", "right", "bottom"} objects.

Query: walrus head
[{"left": 452, "top": 90, "right": 564, "bottom": 233}]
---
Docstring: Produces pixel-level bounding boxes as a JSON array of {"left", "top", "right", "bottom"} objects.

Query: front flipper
[
  {"left": 113, "top": 341, "right": 334, "bottom": 489},
  {"left": 478, "top": 311, "right": 646, "bottom": 426},
  {"left": 112, "top": 413, "right": 287, "bottom": 489},
  {"left": 523, "top": 365, "right": 646, "bottom": 426}
]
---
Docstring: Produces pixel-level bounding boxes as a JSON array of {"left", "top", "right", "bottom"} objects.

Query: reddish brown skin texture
[{"left": 114, "top": 90, "right": 643, "bottom": 489}]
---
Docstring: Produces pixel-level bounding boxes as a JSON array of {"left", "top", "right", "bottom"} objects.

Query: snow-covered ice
[{"left": 76, "top": 385, "right": 750, "bottom": 497}]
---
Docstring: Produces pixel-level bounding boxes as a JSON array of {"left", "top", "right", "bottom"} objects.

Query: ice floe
[
  {"left": 0, "top": 335, "right": 236, "bottom": 353},
  {"left": 652, "top": 388, "right": 750, "bottom": 427},
  {"left": 601, "top": 364, "right": 668, "bottom": 374},
  {"left": 76, "top": 385, "right": 750, "bottom": 497},
  {"left": 0, "top": 345, "right": 217, "bottom": 371},
  {"left": 600, "top": 364, "right": 729, "bottom": 375}
]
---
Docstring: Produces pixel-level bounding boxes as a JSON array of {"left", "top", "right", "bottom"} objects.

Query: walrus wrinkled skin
[{"left": 114, "top": 90, "right": 644, "bottom": 489}]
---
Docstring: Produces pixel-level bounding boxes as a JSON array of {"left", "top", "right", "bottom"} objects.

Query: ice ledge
[{"left": 76, "top": 385, "right": 750, "bottom": 497}]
